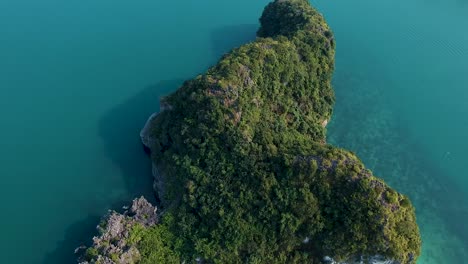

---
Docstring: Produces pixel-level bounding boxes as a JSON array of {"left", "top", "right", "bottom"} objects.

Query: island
[{"left": 78, "top": 0, "right": 421, "bottom": 263}]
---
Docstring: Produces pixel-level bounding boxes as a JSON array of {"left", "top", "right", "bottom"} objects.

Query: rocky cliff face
[
  {"left": 77, "top": 197, "right": 157, "bottom": 264},
  {"left": 140, "top": 99, "right": 172, "bottom": 207}
]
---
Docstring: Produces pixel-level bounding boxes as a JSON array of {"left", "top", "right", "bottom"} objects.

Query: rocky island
[{"left": 79, "top": 0, "right": 421, "bottom": 263}]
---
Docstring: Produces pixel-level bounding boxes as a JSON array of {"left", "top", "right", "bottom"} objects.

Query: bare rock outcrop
[
  {"left": 76, "top": 197, "right": 157, "bottom": 264},
  {"left": 324, "top": 255, "right": 400, "bottom": 264}
]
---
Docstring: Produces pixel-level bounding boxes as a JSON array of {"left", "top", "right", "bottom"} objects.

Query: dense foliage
[
  {"left": 133, "top": 0, "right": 421, "bottom": 263},
  {"left": 128, "top": 215, "right": 183, "bottom": 264}
]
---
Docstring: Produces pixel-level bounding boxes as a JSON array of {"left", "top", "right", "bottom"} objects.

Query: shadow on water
[
  {"left": 210, "top": 24, "right": 258, "bottom": 58},
  {"left": 42, "top": 79, "right": 184, "bottom": 264},
  {"left": 96, "top": 79, "right": 184, "bottom": 199},
  {"left": 41, "top": 215, "right": 100, "bottom": 264},
  {"left": 41, "top": 198, "right": 154, "bottom": 264},
  {"left": 43, "top": 23, "right": 260, "bottom": 264}
]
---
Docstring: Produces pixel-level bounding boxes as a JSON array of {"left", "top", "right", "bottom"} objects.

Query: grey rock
[
  {"left": 76, "top": 197, "right": 157, "bottom": 264},
  {"left": 129, "top": 196, "right": 157, "bottom": 226},
  {"left": 324, "top": 255, "right": 399, "bottom": 264},
  {"left": 140, "top": 99, "right": 173, "bottom": 206}
]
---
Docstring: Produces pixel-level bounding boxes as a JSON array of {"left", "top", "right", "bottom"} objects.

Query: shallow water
[
  {"left": 312, "top": 0, "right": 468, "bottom": 262},
  {"left": 0, "top": 0, "right": 466, "bottom": 263}
]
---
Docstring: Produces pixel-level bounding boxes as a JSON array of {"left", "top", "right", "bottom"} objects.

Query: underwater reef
[{"left": 80, "top": 0, "right": 421, "bottom": 263}]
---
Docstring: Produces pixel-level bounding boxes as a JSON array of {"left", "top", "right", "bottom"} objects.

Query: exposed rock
[
  {"left": 76, "top": 197, "right": 157, "bottom": 264},
  {"left": 140, "top": 99, "right": 173, "bottom": 206},
  {"left": 151, "top": 162, "right": 168, "bottom": 206},
  {"left": 322, "top": 119, "right": 329, "bottom": 127},
  {"left": 324, "top": 255, "right": 400, "bottom": 264},
  {"left": 160, "top": 98, "right": 173, "bottom": 112},
  {"left": 140, "top": 112, "right": 159, "bottom": 150},
  {"left": 129, "top": 196, "right": 157, "bottom": 226}
]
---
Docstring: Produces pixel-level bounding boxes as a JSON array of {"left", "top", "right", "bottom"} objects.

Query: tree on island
[{"left": 82, "top": 1, "right": 421, "bottom": 263}]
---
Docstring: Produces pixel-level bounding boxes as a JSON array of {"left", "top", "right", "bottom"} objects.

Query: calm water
[{"left": 0, "top": 0, "right": 466, "bottom": 263}]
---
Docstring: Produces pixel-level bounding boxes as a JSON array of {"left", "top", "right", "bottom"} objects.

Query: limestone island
[{"left": 78, "top": 0, "right": 421, "bottom": 263}]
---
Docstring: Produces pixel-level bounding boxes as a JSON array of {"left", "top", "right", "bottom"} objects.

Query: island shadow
[
  {"left": 44, "top": 24, "right": 262, "bottom": 263},
  {"left": 41, "top": 197, "right": 152, "bottom": 264},
  {"left": 42, "top": 80, "right": 184, "bottom": 263},
  {"left": 97, "top": 79, "right": 185, "bottom": 200},
  {"left": 41, "top": 215, "right": 100, "bottom": 264},
  {"left": 210, "top": 24, "right": 258, "bottom": 59}
]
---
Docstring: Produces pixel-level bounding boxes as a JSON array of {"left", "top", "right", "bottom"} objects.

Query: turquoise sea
[{"left": 0, "top": 0, "right": 466, "bottom": 263}]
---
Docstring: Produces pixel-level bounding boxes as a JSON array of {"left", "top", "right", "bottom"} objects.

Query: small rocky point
[{"left": 76, "top": 197, "right": 157, "bottom": 264}]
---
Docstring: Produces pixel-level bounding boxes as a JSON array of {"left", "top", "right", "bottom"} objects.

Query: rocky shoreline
[
  {"left": 76, "top": 197, "right": 158, "bottom": 264},
  {"left": 76, "top": 102, "right": 171, "bottom": 264}
]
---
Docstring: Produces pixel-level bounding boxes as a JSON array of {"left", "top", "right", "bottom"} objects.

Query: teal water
[
  {"left": 0, "top": 0, "right": 466, "bottom": 263},
  {"left": 312, "top": 0, "right": 468, "bottom": 262}
]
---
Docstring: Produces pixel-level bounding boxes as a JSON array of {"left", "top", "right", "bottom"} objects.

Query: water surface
[
  {"left": 311, "top": 0, "right": 468, "bottom": 262},
  {"left": 0, "top": 1, "right": 268, "bottom": 263},
  {"left": 0, "top": 0, "right": 467, "bottom": 263}
]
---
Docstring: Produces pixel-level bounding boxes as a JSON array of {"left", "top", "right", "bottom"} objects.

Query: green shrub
[
  {"left": 130, "top": 215, "right": 182, "bottom": 264},
  {"left": 85, "top": 247, "right": 99, "bottom": 261}
]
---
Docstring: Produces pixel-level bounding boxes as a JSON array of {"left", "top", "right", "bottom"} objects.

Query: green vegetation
[
  {"left": 85, "top": 247, "right": 99, "bottom": 261},
  {"left": 129, "top": 216, "right": 182, "bottom": 264},
  {"left": 133, "top": 0, "right": 421, "bottom": 263}
]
